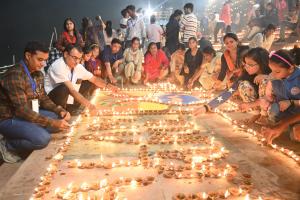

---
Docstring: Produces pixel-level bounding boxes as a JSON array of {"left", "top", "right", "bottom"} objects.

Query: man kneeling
[
  {"left": 45, "top": 44, "right": 118, "bottom": 114},
  {"left": 0, "top": 41, "right": 71, "bottom": 163}
]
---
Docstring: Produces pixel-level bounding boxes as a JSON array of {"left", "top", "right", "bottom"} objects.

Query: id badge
[{"left": 32, "top": 99, "right": 39, "bottom": 113}]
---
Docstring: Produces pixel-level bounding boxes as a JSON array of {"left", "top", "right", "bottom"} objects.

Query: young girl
[
  {"left": 187, "top": 46, "right": 225, "bottom": 90},
  {"left": 260, "top": 50, "right": 300, "bottom": 125},
  {"left": 122, "top": 37, "right": 144, "bottom": 84},
  {"left": 181, "top": 37, "right": 203, "bottom": 86},
  {"left": 143, "top": 42, "right": 170, "bottom": 84},
  {"left": 194, "top": 47, "right": 272, "bottom": 118}
]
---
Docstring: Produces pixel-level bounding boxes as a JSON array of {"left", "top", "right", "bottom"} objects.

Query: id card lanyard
[{"left": 20, "top": 60, "right": 37, "bottom": 97}]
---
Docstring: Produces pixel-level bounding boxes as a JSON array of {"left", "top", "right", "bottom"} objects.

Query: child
[
  {"left": 85, "top": 44, "right": 101, "bottom": 77},
  {"left": 194, "top": 47, "right": 271, "bottom": 118},
  {"left": 260, "top": 50, "right": 300, "bottom": 142},
  {"left": 188, "top": 46, "right": 225, "bottom": 90}
]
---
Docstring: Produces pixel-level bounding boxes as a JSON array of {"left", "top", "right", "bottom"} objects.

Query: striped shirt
[{"left": 180, "top": 13, "right": 198, "bottom": 43}]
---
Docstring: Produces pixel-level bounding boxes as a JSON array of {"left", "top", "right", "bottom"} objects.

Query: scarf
[{"left": 63, "top": 31, "right": 77, "bottom": 44}]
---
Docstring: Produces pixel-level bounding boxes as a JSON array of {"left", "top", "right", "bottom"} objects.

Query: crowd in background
[{"left": 0, "top": 1, "right": 300, "bottom": 163}]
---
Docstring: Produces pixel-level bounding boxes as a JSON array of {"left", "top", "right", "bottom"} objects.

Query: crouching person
[
  {"left": 0, "top": 41, "right": 71, "bottom": 163},
  {"left": 45, "top": 44, "right": 118, "bottom": 115},
  {"left": 122, "top": 37, "right": 143, "bottom": 84}
]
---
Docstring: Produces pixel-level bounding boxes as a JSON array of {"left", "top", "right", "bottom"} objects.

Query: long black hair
[
  {"left": 145, "top": 42, "right": 157, "bottom": 57},
  {"left": 269, "top": 49, "right": 296, "bottom": 69},
  {"left": 243, "top": 47, "right": 271, "bottom": 74},
  {"left": 63, "top": 17, "right": 79, "bottom": 40},
  {"left": 105, "top": 21, "right": 113, "bottom": 37}
]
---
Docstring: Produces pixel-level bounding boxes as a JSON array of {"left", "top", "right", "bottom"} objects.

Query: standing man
[
  {"left": 45, "top": 44, "right": 118, "bottom": 115},
  {"left": 0, "top": 41, "right": 71, "bottom": 163},
  {"left": 125, "top": 5, "right": 146, "bottom": 49},
  {"left": 120, "top": 8, "right": 130, "bottom": 49},
  {"left": 146, "top": 15, "right": 164, "bottom": 49},
  {"left": 180, "top": 3, "right": 198, "bottom": 47}
]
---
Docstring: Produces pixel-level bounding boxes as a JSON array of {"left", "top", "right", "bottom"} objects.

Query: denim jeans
[
  {"left": 0, "top": 110, "right": 59, "bottom": 152},
  {"left": 268, "top": 103, "right": 300, "bottom": 123}
]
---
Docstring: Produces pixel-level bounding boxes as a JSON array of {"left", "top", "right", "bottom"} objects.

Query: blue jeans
[
  {"left": 0, "top": 110, "right": 59, "bottom": 152},
  {"left": 268, "top": 103, "right": 300, "bottom": 123}
]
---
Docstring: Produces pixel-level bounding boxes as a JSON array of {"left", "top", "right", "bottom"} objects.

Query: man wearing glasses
[{"left": 45, "top": 44, "right": 118, "bottom": 115}]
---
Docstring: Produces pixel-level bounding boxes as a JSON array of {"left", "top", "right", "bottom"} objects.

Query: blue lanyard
[{"left": 20, "top": 60, "right": 37, "bottom": 96}]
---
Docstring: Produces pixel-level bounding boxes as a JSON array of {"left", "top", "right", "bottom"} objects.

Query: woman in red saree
[{"left": 143, "top": 42, "right": 170, "bottom": 84}]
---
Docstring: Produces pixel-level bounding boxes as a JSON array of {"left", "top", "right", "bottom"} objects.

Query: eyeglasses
[
  {"left": 69, "top": 54, "right": 82, "bottom": 62},
  {"left": 243, "top": 62, "right": 258, "bottom": 68}
]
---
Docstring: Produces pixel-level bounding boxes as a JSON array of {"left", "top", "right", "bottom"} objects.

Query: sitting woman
[
  {"left": 194, "top": 47, "right": 272, "bottom": 122},
  {"left": 122, "top": 37, "right": 144, "bottom": 84},
  {"left": 180, "top": 37, "right": 203, "bottom": 86},
  {"left": 57, "top": 18, "right": 85, "bottom": 52},
  {"left": 259, "top": 50, "right": 300, "bottom": 132},
  {"left": 215, "top": 33, "right": 249, "bottom": 89},
  {"left": 187, "top": 46, "right": 225, "bottom": 90},
  {"left": 249, "top": 23, "right": 276, "bottom": 51},
  {"left": 169, "top": 43, "right": 186, "bottom": 86},
  {"left": 143, "top": 42, "right": 170, "bottom": 84}
]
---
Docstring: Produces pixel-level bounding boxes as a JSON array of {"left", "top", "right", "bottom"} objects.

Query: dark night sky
[{"left": 0, "top": 0, "right": 205, "bottom": 66}]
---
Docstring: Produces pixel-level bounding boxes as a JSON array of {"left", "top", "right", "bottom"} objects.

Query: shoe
[{"left": 0, "top": 138, "right": 22, "bottom": 163}]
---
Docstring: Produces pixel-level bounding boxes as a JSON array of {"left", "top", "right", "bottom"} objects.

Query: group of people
[{"left": 0, "top": 2, "right": 299, "bottom": 164}]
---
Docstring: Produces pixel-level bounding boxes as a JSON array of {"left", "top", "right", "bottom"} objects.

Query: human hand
[
  {"left": 94, "top": 69, "right": 101, "bottom": 76},
  {"left": 107, "top": 83, "right": 119, "bottom": 93},
  {"left": 239, "top": 103, "right": 251, "bottom": 112},
  {"left": 254, "top": 74, "right": 266, "bottom": 85},
  {"left": 184, "top": 66, "right": 189, "bottom": 74},
  {"left": 261, "top": 126, "right": 284, "bottom": 144},
  {"left": 88, "top": 103, "right": 98, "bottom": 116},
  {"left": 52, "top": 119, "right": 71, "bottom": 130},
  {"left": 109, "top": 75, "right": 117, "bottom": 84},
  {"left": 278, "top": 100, "right": 292, "bottom": 112},
  {"left": 60, "top": 111, "right": 71, "bottom": 121},
  {"left": 260, "top": 98, "right": 271, "bottom": 111},
  {"left": 187, "top": 79, "right": 194, "bottom": 90}
]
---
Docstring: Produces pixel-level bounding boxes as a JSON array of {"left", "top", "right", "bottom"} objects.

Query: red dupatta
[{"left": 63, "top": 31, "right": 77, "bottom": 44}]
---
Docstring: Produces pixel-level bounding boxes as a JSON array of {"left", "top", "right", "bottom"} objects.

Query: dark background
[{"left": 0, "top": 0, "right": 205, "bottom": 66}]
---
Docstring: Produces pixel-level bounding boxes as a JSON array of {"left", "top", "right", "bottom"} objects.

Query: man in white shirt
[
  {"left": 146, "top": 15, "right": 164, "bottom": 49},
  {"left": 120, "top": 8, "right": 129, "bottom": 43},
  {"left": 180, "top": 3, "right": 198, "bottom": 47},
  {"left": 125, "top": 5, "right": 146, "bottom": 48},
  {"left": 45, "top": 44, "right": 118, "bottom": 114}
]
